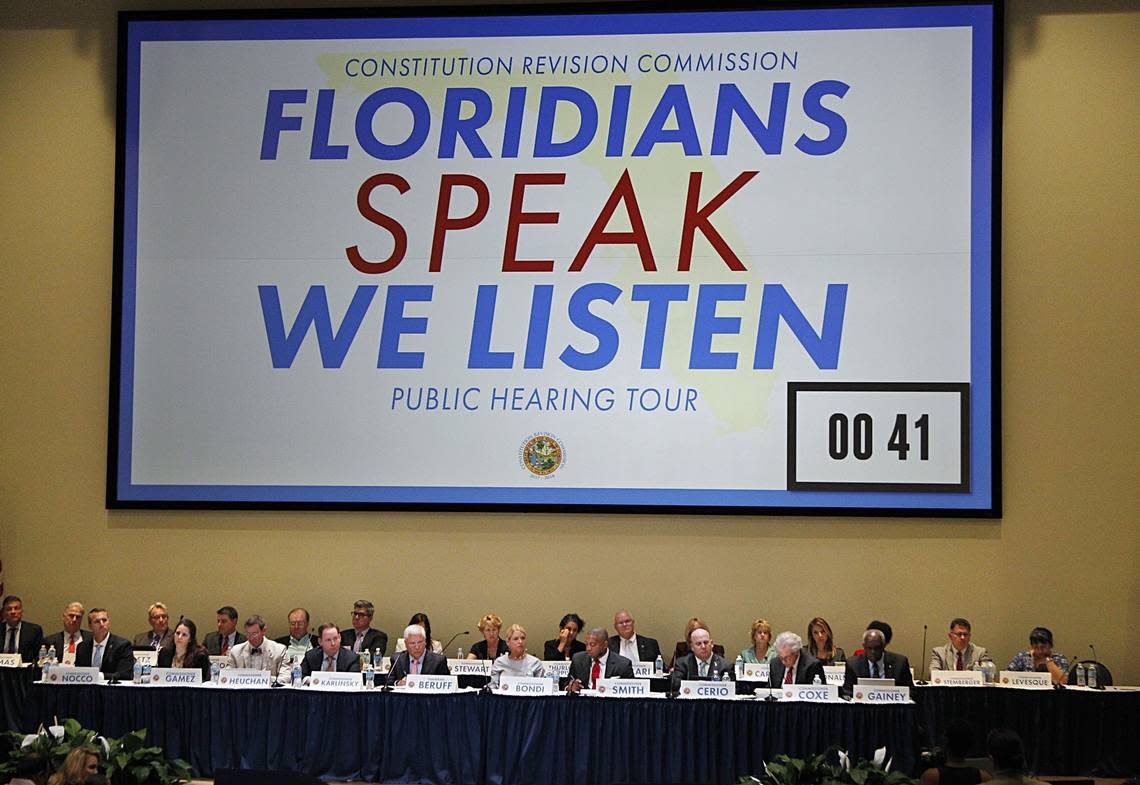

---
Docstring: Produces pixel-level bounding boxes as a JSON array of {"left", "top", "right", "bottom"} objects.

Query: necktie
[
  {"left": 591, "top": 659, "right": 601, "bottom": 688},
  {"left": 221, "top": 637, "right": 229, "bottom": 656},
  {"left": 699, "top": 660, "right": 708, "bottom": 678},
  {"left": 784, "top": 664, "right": 793, "bottom": 684},
  {"left": 250, "top": 647, "right": 261, "bottom": 656},
  {"left": 412, "top": 657, "right": 421, "bottom": 675},
  {"left": 323, "top": 656, "right": 333, "bottom": 671},
  {"left": 956, "top": 651, "right": 964, "bottom": 671},
  {"left": 6, "top": 627, "right": 16, "bottom": 654},
  {"left": 872, "top": 661, "right": 879, "bottom": 679},
  {"left": 93, "top": 643, "right": 105, "bottom": 669},
  {"left": 68, "top": 635, "right": 77, "bottom": 654}
]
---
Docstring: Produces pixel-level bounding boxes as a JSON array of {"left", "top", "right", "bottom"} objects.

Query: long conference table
[{"left": 4, "top": 668, "right": 1138, "bottom": 784}]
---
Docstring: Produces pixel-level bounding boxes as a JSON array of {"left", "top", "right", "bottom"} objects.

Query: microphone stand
[
  {"left": 441, "top": 630, "right": 470, "bottom": 656},
  {"left": 916, "top": 624, "right": 929, "bottom": 685}
]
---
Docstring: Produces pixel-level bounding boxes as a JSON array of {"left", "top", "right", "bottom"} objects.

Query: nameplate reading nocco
[{"left": 788, "top": 382, "right": 970, "bottom": 492}]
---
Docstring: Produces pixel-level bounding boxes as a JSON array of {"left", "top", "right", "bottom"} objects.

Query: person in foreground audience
[
  {"left": 986, "top": 728, "right": 1046, "bottom": 785},
  {"left": 543, "top": 613, "right": 586, "bottom": 660},
  {"left": 931, "top": 618, "right": 988, "bottom": 672},
  {"left": 609, "top": 610, "right": 662, "bottom": 664},
  {"left": 340, "top": 600, "right": 388, "bottom": 656},
  {"left": 1006, "top": 627, "right": 1068, "bottom": 685},
  {"left": 489, "top": 624, "right": 544, "bottom": 687},
  {"left": 8, "top": 750, "right": 49, "bottom": 785},
  {"left": 204, "top": 606, "right": 245, "bottom": 656},
  {"left": 46, "top": 747, "right": 99, "bottom": 785},
  {"left": 568, "top": 627, "right": 635, "bottom": 692},
  {"left": 75, "top": 608, "right": 135, "bottom": 681},
  {"left": 670, "top": 616, "right": 726, "bottom": 669},
  {"left": 3, "top": 595, "right": 44, "bottom": 664},
  {"left": 468, "top": 613, "right": 508, "bottom": 660},
  {"left": 769, "top": 631, "right": 825, "bottom": 687},
  {"left": 806, "top": 617, "right": 846, "bottom": 665},
  {"left": 131, "top": 602, "right": 173, "bottom": 650},
  {"left": 43, "top": 602, "right": 89, "bottom": 665},
  {"left": 739, "top": 618, "right": 778, "bottom": 664},
  {"left": 226, "top": 615, "right": 287, "bottom": 680},
  {"left": 387, "top": 624, "right": 450, "bottom": 685},
  {"left": 157, "top": 617, "right": 210, "bottom": 679},
  {"left": 921, "top": 718, "right": 992, "bottom": 785},
  {"left": 842, "top": 628, "right": 914, "bottom": 696},
  {"left": 275, "top": 607, "right": 318, "bottom": 660},
  {"left": 301, "top": 623, "right": 360, "bottom": 677},
  {"left": 671, "top": 623, "right": 733, "bottom": 690},
  {"left": 395, "top": 612, "right": 444, "bottom": 654}
]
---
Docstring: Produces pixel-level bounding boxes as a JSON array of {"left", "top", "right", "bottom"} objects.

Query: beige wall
[{"left": 1, "top": 1, "right": 1137, "bottom": 682}]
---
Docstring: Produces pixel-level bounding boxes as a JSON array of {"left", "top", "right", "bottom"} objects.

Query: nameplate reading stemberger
[
  {"left": 782, "top": 683, "right": 840, "bottom": 702},
  {"left": 737, "top": 662, "right": 770, "bottom": 681},
  {"left": 929, "top": 669, "right": 984, "bottom": 686},
  {"left": 0, "top": 654, "right": 22, "bottom": 668},
  {"left": 150, "top": 668, "right": 203, "bottom": 686},
  {"left": 677, "top": 680, "right": 732, "bottom": 699},
  {"left": 498, "top": 676, "right": 554, "bottom": 695},
  {"left": 44, "top": 667, "right": 103, "bottom": 685},
  {"left": 217, "top": 669, "right": 272, "bottom": 688},
  {"left": 823, "top": 665, "right": 846, "bottom": 686},
  {"left": 448, "top": 659, "right": 490, "bottom": 676},
  {"left": 541, "top": 661, "right": 571, "bottom": 678},
  {"left": 999, "top": 671, "right": 1052, "bottom": 689},
  {"left": 403, "top": 674, "right": 458, "bottom": 693},
  {"left": 596, "top": 678, "right": 649, "bottom": 697},
  {"left": 852, "top": 685, "right": 910, "bottom": 703}
]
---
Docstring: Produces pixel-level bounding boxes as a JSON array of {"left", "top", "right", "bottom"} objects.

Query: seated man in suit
[
  {"left": 132, "top": 602, "right": 174, "bottom": 650},
  {"left": 226, "top": 615, "right": 287, "bottom": 680},
  {"left": 275, "top": 607, "right": 319, "bottom": 661},
  {"left": 43, "top": 602, "right": 90, "bottom": 665},
  {"left": 569, "top": 626, "right": 635, "bottom": 692},
  {"left": 670, "top": 623, "right": 733, "bottom": 691},
  {"left": 340, "top": 600, "right": 388, "bottom": 657},
  {"left": 301, "top": 623, "right": 361, "bottom": 677},
  {"left": 842, "top": 628, "right": 914, "bottom": 696},
  {"left": 3, "top": 595, "right": 44, "bottom": 664},
  {"left": 769, "top": 631, "right": 826, "bottom": 687},
  {"left": 609, "top": 610, "right": 662, "bottom": 666},
  {"left": 75, "top": 608, "right": 135, "bottom": 681},
  {"left": 204, "top": 606, "right": 246, "bottom": 656},
  {"left": 930, "top": 617, "right": 987, "bottom": 672},
  {"left": 386, "top": 624, "right": 450, "bottom": 686}
]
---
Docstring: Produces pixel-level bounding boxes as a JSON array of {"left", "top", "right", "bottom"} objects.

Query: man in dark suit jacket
[
  {"left": 43, "top": 602, "right": 91, "bottom": 664},
  {"left": 570, "top": 627, "right": 635, "bottom": 691},
  {"left": 301, "top": 624, "right": 362, "bottom": 677},
  {"left": 74, "top": 608, "right": 135, "bottom": 681},
  {"left": 2, "top": 595, "right": 44, "bottom": 664},
  {"left": 386, "top": 624, "right": 451, "bottom": 685},
  {"left": 841, "top": 628, "right": 914, "bottom": 696},
  {"left": 339, "top": 600, "right": 388, "bottom": 656},
  {"left": 608, "top": 610, "right": 662, "bottom": 665},
  {"left": 769, "top": 631, "right": 826, "bottom": 687},
  {"left": 670, "top": 625, "right": 733, "bottom": 691},
  {"left": 204, "top": 606, "right": 247, "bottom": 656}
]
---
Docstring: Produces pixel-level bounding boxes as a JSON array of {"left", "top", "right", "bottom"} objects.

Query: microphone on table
[
  {"left": 916, "top": 624, "right": 929, "bottom": 685},
  {"left": 441, "top": 630, "right": 470, "bottom": 656}
]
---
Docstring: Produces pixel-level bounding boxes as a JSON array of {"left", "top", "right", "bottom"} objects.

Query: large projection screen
[{"left": 109, "top": 2, "right": 1000, "bottom": 515}]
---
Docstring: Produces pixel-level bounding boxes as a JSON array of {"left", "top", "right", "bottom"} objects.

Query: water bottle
[
  {"left": 47, "top": 645, "right": 57, "bottom": 667},
  {"left": 133, "top": 659, "right": 143, "bottom": 684},
  {"left": 42, "top": 657, "right": 52, "bottom": 680},
  {"left": 364, "top": 658, "right": 375, "bottom": 690},
  {"left": 37, "top": 645, "right": 47, "bottom": 667},
  {"left": 1086, "top": 663, "right": 1098, "bottom": 689},
  {"left": 142, "top": 661, "right": 152, "bottom": 683},
  {"left": 1075, "top": 663, "right": 1087, "bottom": 687},
  {"left": 291, "top": 657, "right": 303, "bottom": 688},
  {"left": 812, "top": 673, "right": 822, "bottom": 686},
  {"left": 457, "top": 646, "right": 464, "bottom": 659},
  {"left": 735, "top": 653, "right": 744, "bottom": 680},
  {"left": 210, "top": 660, "right": 221, "bottom": 684},
  {"left": 654, "top": 654, "right": 664, "bottom": 677}
]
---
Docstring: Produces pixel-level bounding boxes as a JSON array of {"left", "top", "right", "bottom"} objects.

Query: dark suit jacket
[
  {"left": 841, "top": 651, "right": 914, "bottom": 696},
  {"left": 203, "top": 630, "right": 248, "bottom": 656},
  {"left": 669, "top": 641, "right": 726, "bottom": 670},
  {"left": 670, "top": 652, "right": 733, "bottom": 691},
  {"left": 274, "top": 633, "right": 319, "bottom": 649},
  {"left": 385, "top": 650, "right": 451, "bottom": 685},
  {"left": 157, "top": 644, "right": 212, "bottom": 680},
  {"left": 543, "top": 638, "right": 586, "bottom": 661},
  {"left": 4, "top": 622, "right": 44, "bottom": 664},
  {"left": 341, "top": 627, "right": 388, "bottom": 657},
  {"left": 301, "top": 646, "right": 361, "bottom": 677},
  {"left": 43, "top": 629, "right": 89, "bottom": 659},
  {"left": 75, "top": 633, "right": 135, "bottom": 681},
  {"left": 570, "top": 650, "right": 635, "bottom": 687},
  {"left": 608, "top": 634, "right": 662, "bottom": 664},
  {"left": 132, "top": 629, "right": 174, "bottom": 650},
  {"left": 768, "top": 652, "right": 826, "bottom": 687}
]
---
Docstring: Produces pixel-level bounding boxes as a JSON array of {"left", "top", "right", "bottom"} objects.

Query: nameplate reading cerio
[
  {"left": 0, "top": 654, "right": 22, "bottom": 668},
  {"left": 44, "top": 667, "right": 103, "bottom": 685},
  {"left": 782, "top": 684, "right": 840, "bottom": 702},
  {"left": 216, "top": 669, "right": 272, "bottom": 688},
  {"left": 150, "top": 668, "right": 203, "bottom": 686},
  {"left": 403, "top": 675, "right": 458, "bottom": 693},
  {"left": 823, "top": 665, "right": 846, "bottom": 686},
  {"left": 134, "top": 650, "right": 158, "bottom": 668},
  {"left": 929, "top": 669, "right": 984, "bottom": 686},
  {"left": 677, "top": 680, "right": 732, "bottom": 699},
  {"left": 632, "top": 662, "right": 658, "bottom": 678},
  {"left": 852, "top": 685, "right": 910, "bottom": 703},
  {"left": 306, "top": 671, "right": 361, "bottom": 690},
  {"left": 541, "top": 661, "right": 571, "bottom": 678},
  {"left": 999, "top": 671, "right": 1052, "bottom": 689},
  {"left": 737, "top": 662, "right": 770, "bottom": 681},
  {"left": 595, "top": 678, "right": 649, "bottom": 697},
  {"left": 448, "top": 659, "right": 490, "bottom": 676},
  {"left": 498, "top": 676, "right": 554, "bottom": 696}
]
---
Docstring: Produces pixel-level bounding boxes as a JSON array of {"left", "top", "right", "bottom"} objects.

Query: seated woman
[
  {"left": 1006, "top": 627, "right": 1068, "bottom": 685},
  {"left": 921, "top": 719, "right": 993, "bottom": 785},
  {"left": 490, "top": 624, "right": 545, "bottom": 687},
  {"left": 47, "top": 746, "right": 100, "bottom": 785},
  {"left": 468, "top": 613, "right": 508, "bottom": 660},
  {"left": 805, "top": 617, "right": 846, "bottom": 665},
  {"left": 670, "top": 616, "right": 725, "bottom": 670},
  {"left": 739, "top": 618, "right": 777, "bottom": 663},
  {"left": 157, "top": 617, "right": 210, "bottom": 680},
  {"left": 542, "top": 613, "right": 586, "bottom": 660},
  {"left": 395, "top": 612, "right": 444, "bottom": 654}
]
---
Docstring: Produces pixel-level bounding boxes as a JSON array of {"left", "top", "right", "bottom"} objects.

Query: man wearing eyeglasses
[
  {"left": 43, "top": 602, "right": 90, "bottom": 665},
  {"left": 339, "top": 600, "right": 388, "bottom": 657},
  {"left": 930, "top": 618, "right": 987, "bottom": 672}
]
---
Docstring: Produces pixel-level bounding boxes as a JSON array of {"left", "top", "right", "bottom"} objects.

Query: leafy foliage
[{"left": 738, "top": 747, "right": 918, "bottom": 785}]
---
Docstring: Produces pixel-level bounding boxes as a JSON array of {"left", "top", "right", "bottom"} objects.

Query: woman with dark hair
[
  {"left": 920, "top": 719, "right": 993, "bottom": 785},
  {"left": 1006, "top": 627, "right": 1068, "bottom": 685},
  {"left": 805, "top": 617, "right": 846, "bottom": 665},
  {"left": 157, "top": 617, "right": 211, "bottom": 680},
  {"left": 396, "top": 612, "right": 444, "bottom": 654},
  {"left": 543, "top": 613, "right": 586, "bottom": 660},
  {"left": 986, "top": 729, "right": 1046, "bottom": 785}
]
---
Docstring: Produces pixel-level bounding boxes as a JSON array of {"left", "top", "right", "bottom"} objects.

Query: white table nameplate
[
  {"left": 404, "top": 674, "right": 458, "bottom": 693},
  {"left": 207, "top": 655, "right": 228, "bottom": 669},
  {"left": 596, "top": 678, "right": 649, "bottom": 697},
  {"left": 852, "top": 685, "right": 910, "bottom": 703},
  {"left": 781, "top": 683, "right": 840, "bottom": 702},
  {"left": 824, "top": 665, "right": 846, "bottom": 686},
  {"left": 677, "top": 680, "right": 732, "bottom": 699},
  {"left": 929, "top": 669, "right": 984, "bottom": 686},
  {"left": 150, "top": 668, "right": 203, "bottom": 686},
  {"left": 498, "top": 675, "right": 554, "bottom": 695},
  {"left": 448, "top": 659, "right": 490, "bottom": 676},
  {"left": 217, "top": 669, "right": 272, "bottom": 688},
  {"left": 44, "top": 666, "right": 104, "bottom": 685},
  {"left": 632, "top": 662, "right": 660, "bottom": 678},
  {"left": 737, "top": 662, "right": 770, "bottom": 682},
  {"left": 1000, "top": 671, "right": 1052, "bottom": 689},
  {"left": 541, "top": 661, "right": 571, "bottom": 678},
  {"left": 0, "top": 654, "right": 22, "bottom": 668},
  {"left": 379, "top": 657, "right": 391, "bottom": 673},
  {"left": 134, "top": 650, "right": 158, "bottom": 668}
]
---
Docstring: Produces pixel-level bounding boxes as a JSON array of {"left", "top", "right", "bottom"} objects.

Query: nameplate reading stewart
[
  {"left": 0, "top": 654, "right": 21, "bottom": 668},
  {"left": 404, "top": 675, "right": 458, "bottom": 693},
  {"left": 307, "top": 671, "right": 361, "bottom": 690},
  {"left": 498, "top": 676, "right": 554, "bottom": 695},
  {"left": 541, "top": 661, "right": 571, "bottom": 677},
  {"left": 929, "top": 669, "right": 984, "bottom": 686},
  {"left": 151, "top": 668, "right": 203, "bottom": 686},
  {"left": 999, "top": 671, "right": 1052, "bottom": 689},
  {"left": 852, "top": 685, "right": 910, "bottom": 703},
  {"left": 783, "top": 683, "right": 840, "bottom": 702},
  {"left": 596, "top": 678, "right": 649, "bottom": 697},
  {"left": 678, "top": 680, "right": 732, "bottom": 699},
  {"left": 448, "top": 659, "right": 490, "bottom": 676},
  {"left": 217, "top": 669, "right": 272, "bottom": 688},
  {"left": 737, "top": 662, "right": 770, "bottom": 681},
  {"left": 823, "top": 665, "right": 846, "bottom": 686},
  {"left": 44, "top": 667, "right": 103, "bottom": 685}
]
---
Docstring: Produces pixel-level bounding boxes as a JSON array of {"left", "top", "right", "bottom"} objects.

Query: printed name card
[
  {"left": 782, "top": 684, "right": 840, "bottom": 702},
  {"left": 851, "top": 685, "right": 910, "bottom": 704},
  {"left": 134, "top": 650, "right": 158, "bottom": 668},
  {"left": 43, "top": 667, "right": 103, "bottom": 685},
  {"left": 929, "top": 669, "right": 984, "bottom": 686},
  {"left": 207, "top": 655, "right": 227, "bottom": 669},
  {"left": 150, "top": 668, "right": 203, "bottom": 686},
  {"left": 737, "top": 662, "right": 771, "bottom": 681},
  {"left": 542, "top": 661, "right": 571, "bottom": 678},
  {"left": 217, "top": 669, "right": 273, "bottom": 688},
  {"left": 403, "top": 674, "right": 458, "bottom": 693},
  {"left": 379, "top": 657, "right": 391, "bottom": 673},
  {"left": 824, "top": 665, "right": 846, "bottom": 686},
  {"left": 1000, "top": 671, "right": 1052, "bottom": 689},
  {"left": 632, "top": 662, "right": 659, "bottom": 678},
  {"left": 448, "top": 659, "right": 490, "bottom": 676},
  {"left": 0, "top": 654, "right": 22, "bottom": 668},
  {"left": 498, "top": 676, "right": 555, "bottom": 695},
  {"left": 595, "top": 678, "right": 650, "bottom": 697},
  {"left": 306, "top": 671, "right": 361, "bottom": 690},
  {"left": 677, "top": 680, "right": 733, "bottom": 699}
]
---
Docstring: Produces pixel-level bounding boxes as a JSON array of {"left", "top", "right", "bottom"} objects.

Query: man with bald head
[
  {"left": 43, "top": 602, "right": 90, "bottom": 665},
  {"left": 670, "top": 623, "right": 733, "bottom": 691},
  {"left": 608, "top": 610, "right": 662, "bottom": 665},
  {"left": 568, "top": 627, "right": 635, "bottom": 692},
  {"left": 842, "top": 628, "right": 914, "bottom": 696}
]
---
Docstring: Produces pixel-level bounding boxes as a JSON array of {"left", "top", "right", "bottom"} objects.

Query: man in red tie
[
  {"left": 929, "top": 618, "right": 987, "bottom": 672},
  {"left": 568, "top": 627, "right": 635, "bottom": 692},
  {"left": 768, "top": 631, "right": 825, "bottom": 688},
  {"left": 204, "top": 606, "right": 246, "bottom": 656},
  {"left": 43, "top": 602, "right": 90, "bottom": 665}
]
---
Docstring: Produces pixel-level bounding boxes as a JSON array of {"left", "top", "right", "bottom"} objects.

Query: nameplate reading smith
[{"left": 596, "top": 678, "right": 649, "bottom": 697}]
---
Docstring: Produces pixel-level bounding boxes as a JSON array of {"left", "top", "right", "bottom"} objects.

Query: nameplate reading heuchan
[
  {"left": 150, "top": 668, "right": 203, "bottom": 686},
  {"left": 404, "top": 675, "right": 458, "bottom": 693},
  {"left": 0, "top": 654, "right": 21, "bottom": 668},
  {"left": 677, "top": 680, "right": 732, "bottom": 699},
  {"left": 448, "top": 659, "right": 490, "bottom": 676},
  {"left": 541, "top": 661, "right": 571, "bottom": 677},
  {"left": 824, "top": 665, "right": 845, "bottom": 686},
  {"left": 783, "top": 684, "right": 840, "bottom": 702},
  {"left": 498, "top": 676, "right": 554, "bottom": 695},
  {"left": 852, "top": 685, "right": 910, "bottom": 703},
  {"left": 217, "top": 669, "right": 272, "bottom": 688},
  {"left": 929, "top": 669, "right": 984, "bottom": 686},
  {"left": 307, "top": 671, "right": 360, "bottom": 690},
  {"left": 737, "top": 662, "right": 770, "bottom": 681},
  {"left": 1000, "top": 671, "right": 1052, "bottom": 689},
  {"left": 44, "top": 667, "right": 103, "bottom": 684},
  {"left": 596, "top": 678, "right": 649, "bottom": 697}
]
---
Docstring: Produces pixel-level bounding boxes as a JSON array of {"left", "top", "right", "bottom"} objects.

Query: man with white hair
[
  {"left": 768, "top": 631, "right": 826, "bottom": 686},
  {"left": 386, "top": 624, "right": 450, "bottom": 685}
]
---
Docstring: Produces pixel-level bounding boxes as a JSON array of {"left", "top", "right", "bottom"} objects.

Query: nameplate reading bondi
[{"left": 498, "top": 675, "right": 554, "bottom": 696}]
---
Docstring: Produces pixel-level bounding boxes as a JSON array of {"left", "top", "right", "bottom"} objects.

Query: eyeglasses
[{"left": 351, "top": 611, "right": 370, "bottom": 617}]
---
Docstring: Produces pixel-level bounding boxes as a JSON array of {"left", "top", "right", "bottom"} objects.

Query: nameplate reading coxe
[
  {"left": 929, "top": 669, "right": 984, "bottom": 686},
  {"left": 307, "top": 671, "right": 361, "bottom": 690},
  {"left": 150, "top": 668, "right": 203, "bottom": 686},
  {"left": 737, "top": 662, "right": 770, "bottom": 681},
  {"left": 823, "top": 665, "right": 846, "bottom": 686},
  {"left": 448, "top": 659, "right": 490, "bottom": 676},
  {"left": 782, "top": 683, "right": 840, "bottom": 702},
  {"left": 596, "top": 678, "right": 649, "bottom": 697},
  {"left": 403, "top": 675, "right": 458, "bottom": 693},
  {"left": 999, "top": 671, "right": 1052, "bottom": 689},
  {"left": 44, "top": 667, "right": 103, "bottom": 685},
  {"left": 217, "top": 669, "right": 272, "bottom": 688},
  {"left": 852, "top": 685, "right": 910, "bottom": 703},
  {"left": 541, "top": 661, "right": 571, "bottom": 677},
  {"left": 677, "top": 680, "right": 733, "bottom": 699},
  {"left": 498, "top": 676, "right": 554, "bottom": 695},
  {"left": 632, "top": 662, "right": 659, "bottom": 678},
  {"left": 134, "top": 650, "right": 158, "bottom": 668},
  {"left": 0, "top": 654, "right": 22, "bottom": 668}
]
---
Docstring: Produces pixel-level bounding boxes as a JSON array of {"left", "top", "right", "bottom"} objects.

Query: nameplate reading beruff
[
  {"left": 823, "top": 665, "right": 846, "bottom": 686},
  {"left": 852, "top": 685, "right": 910, "bottom": 703},
  {"left": 929, "top": 669, "right": 984, "bottom": 686},
  {"left": 404, "top": 675, "right": 458, "bottom": 693},
  {"left": 999, "top": 671, "right": 1052, "bottom": 689},
  {"left": 216, "top": 669, "right": 272, "bottom": 688},
  {"left": 498, "top": 676, "right": 554, "bottom": 695},
  {"left": 596, "top": 678, "right": 649, "bottom": 697},
  {"left": 150, "top": 668, "right": 203, "bottom": 686},
  {"left": 783, "top": 683, "right": 840, "bottom": 702},
  {"left": 541, "top": 661, "right": 571, "bottom": 677},
  {"left": 677, "top": 680, "right": 732, "bottom": 699},
  {"left": 44, "top": 667, "right": 103, "bottom": 685},
  {"left": 447, "top": 659, "right": 490, "bottom": 676}
]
